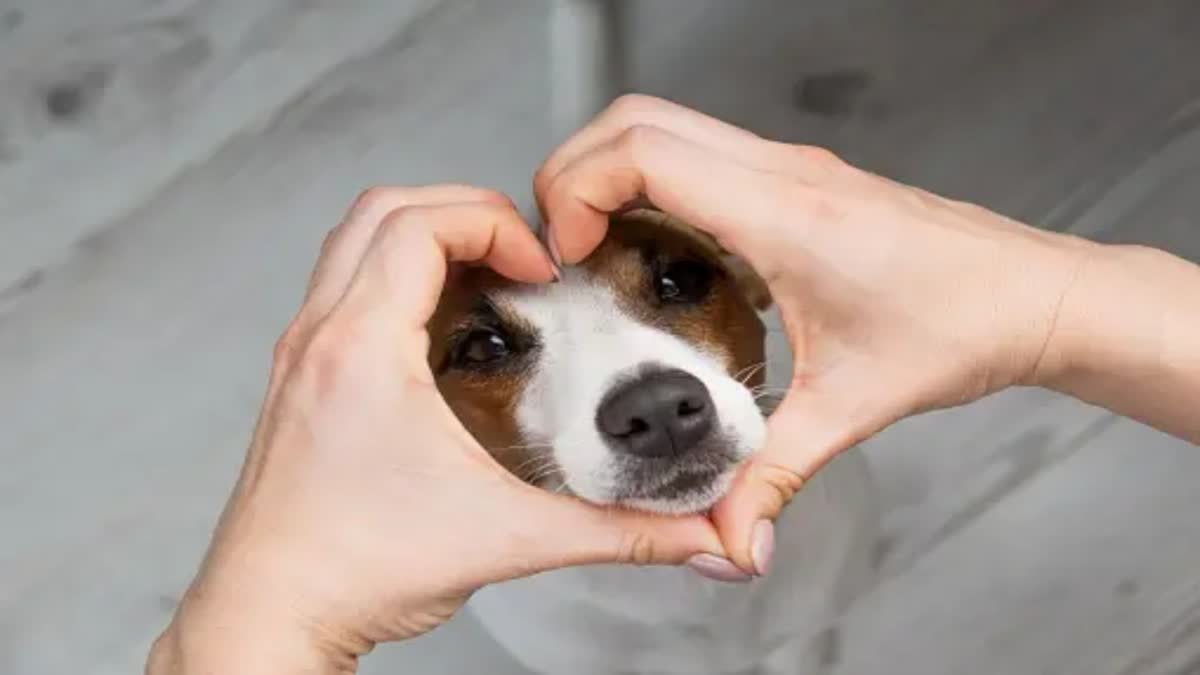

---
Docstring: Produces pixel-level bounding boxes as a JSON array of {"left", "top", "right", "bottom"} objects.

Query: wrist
[
  {"left": 147, "top": 567, "right": 361, "bottom": 675},
  {"left": 964, "top": 222, "right": 1098, "bottom": 397},
  {"left": 1010, "top": 230, "right": 1105, "bottom": 390},
  {"left": 1030, "top": 241, "right": 1180, "bottom": 399}
]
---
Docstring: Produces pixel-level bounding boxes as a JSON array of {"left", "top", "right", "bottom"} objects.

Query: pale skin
[{"left": 148, "top": 95, "right": 1200, "bottom": 674}]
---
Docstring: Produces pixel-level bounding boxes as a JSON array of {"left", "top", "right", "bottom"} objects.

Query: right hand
[{"left": 534, "top": 94, "right": 1095, "bottom": 574}]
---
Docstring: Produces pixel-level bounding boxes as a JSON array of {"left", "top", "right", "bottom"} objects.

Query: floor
[{"left": 3, "top": 1, "right": 1199, "bottom": 673}]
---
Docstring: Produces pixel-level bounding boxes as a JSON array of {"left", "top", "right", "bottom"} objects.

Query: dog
[{"left": 428, "top": 208, "right": 879, "bottom": 674}]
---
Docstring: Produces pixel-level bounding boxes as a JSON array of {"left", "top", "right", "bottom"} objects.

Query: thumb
[
  {"left": 710, "top": 389, "right": 856, "bottom": 575},
  {"left": 510, "top": 489, "right": 727, "bottom": 579}
]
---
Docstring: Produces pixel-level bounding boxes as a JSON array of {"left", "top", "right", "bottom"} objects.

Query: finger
[
  {"left": 335, "top": 201, "right": 555, "bottom": 336},
  {"left": 709, "top": 389, "right": 857, "bottom": 574},
  {"left": 302, "top": 185, "right": 515, "bottom": 332},
  {"left": 508, "top": 489, "right": 729, "bottom": 578},
  {"left": 540, "top": 124, "right": 805, "bottom": 265},
  {"left": 537, "top": 95, "right": 766, "bottom": 209},
  {"left": 534, "top": 95, "right": 835, "bottom": 222}
]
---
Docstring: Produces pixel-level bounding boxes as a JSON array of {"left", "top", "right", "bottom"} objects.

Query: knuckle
[
  {"left": 791, "top": 144, "right": 842, "bottom": 170},
  {"left": 272, "top": 322, "right": 305, "bottom": 366},
  {"left": 606, "top": 93, "right": 667, "bottom": 121},
  {"left": 435, "top": 183, "right": 512, "bottom": 209},
  {"left": 617, "top": 124, "right": 664, "bottom": 159},
  {"left": 467, "top": 200, "right": 506, "bottom": 221},
  {"left": 616, "top": 530, "right": 656, "bottom": 566},
  {"left": 296, "top": 318, "right": 363, "bottom": 386},
  {"left": 804, "top": 144, "right": 841, "bottom": 164},
  {"left": 379, "top": 205, "right": 421, "bottom": 232},
  {"left": 756, "top": 460, "right": 807, "bottom": 509},
  {"left": 316, "top": 223, "right": 345, "bottom": 258},
  {"left": 532, "top": 164, "right": 555, "bottom": 196},
  {"left": 471, "top": 188, "right": 514, "bottom": 209},
  {"left": 532, "top": 161, "right": 564, "bottom": 202},
  {"left": 352, "top": 185, "right": 400, "bottom": 213}
]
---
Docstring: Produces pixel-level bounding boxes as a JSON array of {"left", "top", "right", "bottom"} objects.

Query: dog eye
[
  {"left": 454, "top": 329, "right": 511, "bottom": 366},
  {"left": 655, "top": 260, "right": 713, "bottom": 304}
]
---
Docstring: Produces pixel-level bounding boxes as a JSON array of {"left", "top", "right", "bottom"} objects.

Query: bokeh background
[{"left": 3, "top": 1, "right": 1199, "bottom": 673}]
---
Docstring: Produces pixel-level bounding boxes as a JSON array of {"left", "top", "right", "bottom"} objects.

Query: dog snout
[{"left": 596, "top": 368, "right": 715, "bottom": 458}]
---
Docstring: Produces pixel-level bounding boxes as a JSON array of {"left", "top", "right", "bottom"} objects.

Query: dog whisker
[
  {"left": 526, "top": 468, "right": 564, "bottom": 485},
  {"left": 519, "top": 462, "right": 562, "bottom": 482},
  {"left": 507, "top": 450, "right": 557, "bottom": 474},
  {"left": 517, "top": 454, "right": 556, "bottom": 469},
  {"left": 735, "top": 361, "right": 768, "bottom": 386},
  {"left": 494, "top": 443, "right": 554, "bottom": 454}
]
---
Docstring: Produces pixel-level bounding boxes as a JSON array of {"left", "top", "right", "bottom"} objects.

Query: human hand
[
  {"left": 534, "top": 95, "right": 1095, "bottom": 575},
  {"left": 147, "top": 186, "right": 725, "bottom": 674}
]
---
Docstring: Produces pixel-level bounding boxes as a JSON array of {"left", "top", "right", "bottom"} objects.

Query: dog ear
[{"left": 620, "top": 207, "right": 773, "bottom": 311}]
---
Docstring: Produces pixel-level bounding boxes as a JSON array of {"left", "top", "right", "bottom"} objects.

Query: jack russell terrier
[{"left": 427, "top": 208, "right": 879, "bottom": 674}]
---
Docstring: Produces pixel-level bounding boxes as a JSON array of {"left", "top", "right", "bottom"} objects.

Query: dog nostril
[
  {"left": 596, "top": 368, "right": 716, "bottom": 458},
  {"left": 622, "top": 417, "right": 650, "bottom": 438},
  {"left": 678, "top": 398, "right": 705, "bottom": 417}
]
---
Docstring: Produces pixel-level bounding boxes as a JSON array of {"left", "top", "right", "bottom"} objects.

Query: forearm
[{"left": 1040, "top": 240, "right": 1200, "bottom": 442}]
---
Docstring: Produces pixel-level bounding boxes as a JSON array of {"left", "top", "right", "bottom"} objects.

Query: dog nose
[{"left": 596, "top": 369, "right": 716, "bottom": 458}]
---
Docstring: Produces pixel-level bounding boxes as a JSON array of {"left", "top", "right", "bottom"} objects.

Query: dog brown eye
[
  {"left": 656, "top": 260, "right": 713, "bottom": 304},
  {"left": 456, "top": 329, "right": 510, "bottom": 365}
]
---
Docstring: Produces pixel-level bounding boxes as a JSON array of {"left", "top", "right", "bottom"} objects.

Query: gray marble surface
[{"left": 3, "top": 1, "right": 1199, "bottom": 673}]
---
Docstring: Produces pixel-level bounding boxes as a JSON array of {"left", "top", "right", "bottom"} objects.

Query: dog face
[{"left": 428, "top": 210, "right": 771, "bottom": 514}]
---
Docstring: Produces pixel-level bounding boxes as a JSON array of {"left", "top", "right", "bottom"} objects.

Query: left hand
[{"left": 147, "top": 186, "right": 726, "bottom": 674}]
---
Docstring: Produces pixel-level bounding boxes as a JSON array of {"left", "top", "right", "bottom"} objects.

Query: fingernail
[
  {"left": 750, "top": 520, "right": 775, "bottom": 576},
  {"left": 686, "top": 553, "right": 754, "bottom": 583},
  {"left": 544, "top": 222, "right": 564, "bottom": 268},
  {"left": 539, "top": 220, "right": 564, "bottom": 282}
]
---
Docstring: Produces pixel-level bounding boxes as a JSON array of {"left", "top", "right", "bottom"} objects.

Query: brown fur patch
[
  {"left": 426, "top": 209, "right": 771, "bottom": 484},
  {"left": 583, "top": 211, "right": 769, "bottom": 382},
  {"left": 619, "top": 208, "right": 773, "bottom": 310},
  {"left": 426, "top": 270, "right": 551, "bottom": 481}
]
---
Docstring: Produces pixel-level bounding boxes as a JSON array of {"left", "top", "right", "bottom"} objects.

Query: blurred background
[{"left": 3, "top": 1, "right": 1200, "bottom": 673}]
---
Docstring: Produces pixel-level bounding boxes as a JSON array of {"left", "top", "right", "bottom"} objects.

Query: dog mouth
[{"left": 610, "top": 438, "right": 743, "bottom": 512}]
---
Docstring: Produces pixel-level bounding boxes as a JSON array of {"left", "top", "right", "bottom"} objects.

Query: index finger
[
  {"left": 540, "top": 124, "right": 801, "bottom": 265},
  {"left": 300, "top": 185, "right": 515, "bottom": 338},
  {"left": 533, "top": 95, "right": 834, "bottom": 221},
  {"left": 338, "top": 201, "right": 556, "bottom": 334},
  {"left": 534, "top": 95, "right": 768, "bottom": 214}
]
